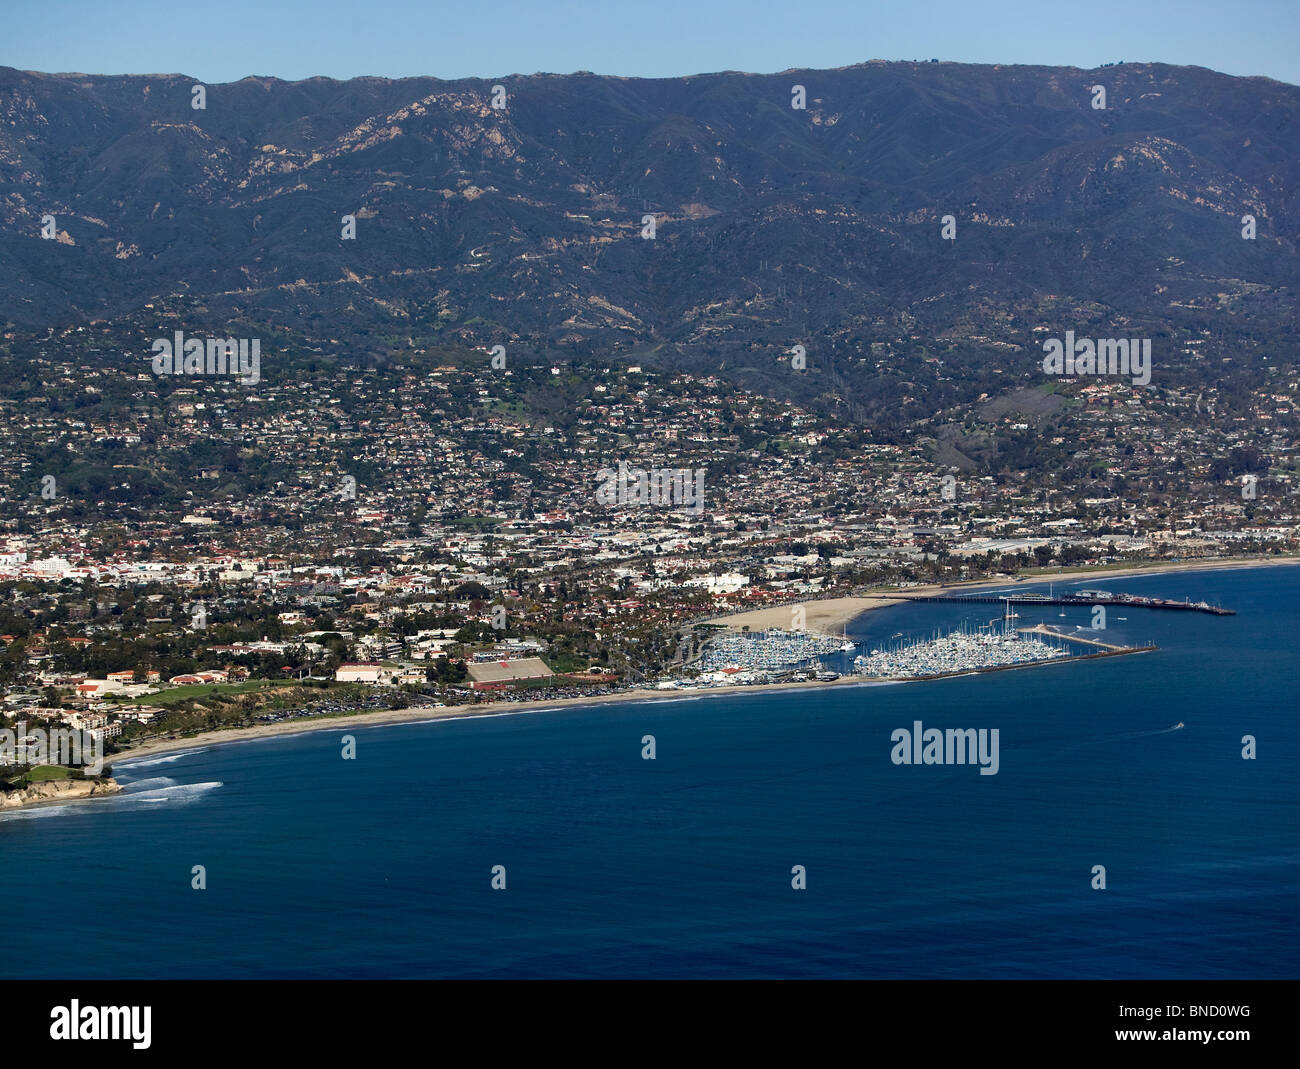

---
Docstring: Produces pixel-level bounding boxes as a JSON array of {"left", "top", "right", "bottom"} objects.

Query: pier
[
  {"left": 1017, "top": 623, "right": 1157, "bottom": 653},
  {"left": 887, "top": 591, "right": 1234, "bottom": 615}
]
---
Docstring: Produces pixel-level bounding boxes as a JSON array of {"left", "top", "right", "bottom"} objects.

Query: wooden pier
[{"left": 887, "top": 592, "right": 1234, "bottom": 615}]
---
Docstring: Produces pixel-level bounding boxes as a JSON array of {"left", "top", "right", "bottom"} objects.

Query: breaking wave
[
  {"left": 109, "top": 782, "right": 223, "bottom": 810},
  {"left": 116, "top": 749, "right": 207, "bottom": 769},
  {"left": 118, "top": 776, "right": 178, "bottom": 792}
]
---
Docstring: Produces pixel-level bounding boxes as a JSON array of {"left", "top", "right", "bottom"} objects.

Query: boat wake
[
  {"left": 1122, "top": 722, "right": 1185, "bottom": 739},
  {"left": 1042, "top": 723, "right": 1189, "bottom": 761},
  {"left": 1091, "top": 724, "right": 1187, "bottom": 744}
]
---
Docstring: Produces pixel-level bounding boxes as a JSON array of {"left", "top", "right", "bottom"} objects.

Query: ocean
[{"left": 2, "top": 565, "right": 1297, "bottom": 978}]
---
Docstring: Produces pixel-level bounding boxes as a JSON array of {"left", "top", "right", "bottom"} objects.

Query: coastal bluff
[{"left": 0, "top": 777, "right": 123, "bottom": 810}]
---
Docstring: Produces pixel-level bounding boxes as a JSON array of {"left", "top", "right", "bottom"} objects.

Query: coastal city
[
  {"left": 1, "top": 4, "right": 1297, "bottom": 999},
  {"left": 0, "top": 335, "right": 1294, "bottom": 791}
]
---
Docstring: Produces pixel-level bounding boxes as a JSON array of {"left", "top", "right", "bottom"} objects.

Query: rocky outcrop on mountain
[{"left": 1, "top": 61, "right": 1295, "bottom": 412}]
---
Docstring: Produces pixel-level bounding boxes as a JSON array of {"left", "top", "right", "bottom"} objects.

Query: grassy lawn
[
  {"left": 485, "top": 399, "right": 528, "bottom": 418},
  {"left": 544, "top": 652, "right": 591, "bottom": 674},
  {"left": 501, "top": 674, "right": 603, "bottom": 693},
  {"left": 128, "top": 679, "right": 282, "bottom": 706},
  {"left": 449, "top": 515, "right": 505, "bottom": 529},
  {"left": 26, "top": 765, "right": 71, "bottom": 783}
]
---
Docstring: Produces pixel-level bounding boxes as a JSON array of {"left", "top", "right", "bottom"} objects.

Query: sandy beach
[
  {"left": 108, "top": 555, "right": 1294, "bottom": 768},
  {"left": 707, "top": 595, "right": 902, "bottom": 633},
  {"left": 109, "top": 677, "right": 879, "bottom": 767}
]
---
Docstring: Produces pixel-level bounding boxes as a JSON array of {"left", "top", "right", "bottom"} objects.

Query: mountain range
[{"left": 1, "top": 60, "right": 1296, "bottom": 422}]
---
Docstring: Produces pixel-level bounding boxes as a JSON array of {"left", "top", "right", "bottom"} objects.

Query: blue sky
[{"left": 2, "top": 0, "right": 1297, "bottom": 85}]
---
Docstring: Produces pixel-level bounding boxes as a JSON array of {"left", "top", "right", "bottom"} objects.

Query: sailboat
[{"left": 838, "top": 623, "right": 856, "bottom": 652}]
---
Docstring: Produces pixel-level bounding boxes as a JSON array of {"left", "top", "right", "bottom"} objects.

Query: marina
[
  {"left": 853, "top": 625, "right": 1070, "bottom": 680},
  {"left": 696, "top": 628, "right": 848, "bottom": 676},
  {"left": 852, "top": 607, "right": 1156, "bottom": 682},
  {"left": 691, "top": 596, "right": 1163, "bottom": 687}
]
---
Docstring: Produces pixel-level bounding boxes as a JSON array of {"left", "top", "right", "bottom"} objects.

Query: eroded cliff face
[{"left": 0, "top": 777, "right": 122, "bottom": 809}]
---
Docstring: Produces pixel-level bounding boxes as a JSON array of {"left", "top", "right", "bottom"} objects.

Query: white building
[{"left": 335, "top": 663, "right": 388, "bottom": 684}]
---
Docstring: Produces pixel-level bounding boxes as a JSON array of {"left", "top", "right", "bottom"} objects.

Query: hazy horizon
[
  {"left": 2, "top": 0, "right": 1296, "bottom": 87},
  {"left": 5, "top": 57, "right": 1296, "bottom": 89}
]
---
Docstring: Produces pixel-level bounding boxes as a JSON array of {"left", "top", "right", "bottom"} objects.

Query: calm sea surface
[{"left": 3, "top": 565, "right": 1297, "bottom": 978}]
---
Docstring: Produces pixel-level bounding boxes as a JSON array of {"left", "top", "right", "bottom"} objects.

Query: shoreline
[
  {"left": 705, "top": 555, "right": 1297, "bottom": 633},
  {"left": 110, "top": 677, "right": 879, "bottom": 767},
  {"left": 0, "top": 776, "right": 123, "bottom": 810},
  {"left": 110, "top": 556, "right": 1291, "bottom": 768}
]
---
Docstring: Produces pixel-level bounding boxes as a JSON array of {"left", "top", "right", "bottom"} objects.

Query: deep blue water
[{"left": 2, "top": 565, "right": 1297, "bottom": 978}]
